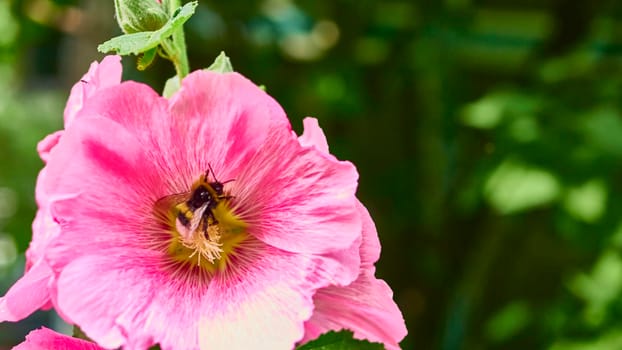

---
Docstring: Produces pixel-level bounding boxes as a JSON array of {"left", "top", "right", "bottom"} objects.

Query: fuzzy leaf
[
  {"left": 297, "top": 331, "right": 385, "bottom": 350},
  {"left": 98, "top": 1, "right": 198, "bottom": 55},
  {"left": 206, "top": 51, "right": 234, "bottom": 73}
]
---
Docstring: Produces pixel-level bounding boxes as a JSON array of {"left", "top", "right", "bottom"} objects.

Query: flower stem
[
  {"left": 172, "top": 28, "right": 189, "bottom": 78},
  {"left": 164, "top": 0, "right": 190, "bottom": 78}
]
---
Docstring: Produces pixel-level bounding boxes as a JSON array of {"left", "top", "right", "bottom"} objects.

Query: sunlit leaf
[
  {"left": 563, "top": 179, "right": 606, "bottom": 223},
  {"left": 484, "top": 158, "right": 560, "bottom": 214}
]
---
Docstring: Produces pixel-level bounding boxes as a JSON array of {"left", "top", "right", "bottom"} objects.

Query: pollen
[
  {"left": 155, "top": 183, "right": 249, "bottom": 273},
  {"left": 181, "top": 223, "right": 224, "bottom": 265}
]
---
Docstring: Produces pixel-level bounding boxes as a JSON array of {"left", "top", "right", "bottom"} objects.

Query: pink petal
[
  {"left": 298, "top": 117, "right": 329, "bottom": 154},
  {"left": 199, "top": 245, "right": 329, "bottom": 350},
  {"left": 55, "top": 240, "right": 349, "bottom": 350},
  {"left": 302, "top": 272, "right": 407, "bottom": 350},
  {"left": 55, "top": 252, "right": 159, "bottom": 349},
  {"left": 64, "top": 55, "right": 122, "bottom": 127},
  {"left": 232, "top": 122, "right": 361, "bottom": 255},
  {"left": 43, "top": 116, "right": 166, "bottom": 267},
  {"left": 0, "top": 261, "right": 53, "bottom": 322},
  {"left": 36, "top": 131, "right": 63, "bottom": 164},
  {"left": 13, "top": 327, "right": 104, "bottom": 350},
  {"left": 357, "top": 202, "right": 381, "bottom": 269},
  {"left": 166, "top": 71, "right": 281, "bottom": 183},
  {"left": 302, "top": 203, "right": 407, "bottom": 349}
]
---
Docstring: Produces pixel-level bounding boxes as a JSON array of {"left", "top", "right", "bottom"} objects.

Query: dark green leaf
[{"left": 297, "top": 330, "right": 385, "bottom": 350}]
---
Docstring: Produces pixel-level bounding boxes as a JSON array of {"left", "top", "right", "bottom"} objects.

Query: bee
[{"left": 155, "top": 165, "right": 232, "bottom": 240}]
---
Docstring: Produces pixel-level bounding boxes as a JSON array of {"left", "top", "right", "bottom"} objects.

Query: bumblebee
[
  {"left": 154, "top": 166, "right": 232, "bottom": 239},
  {"left": 175, "top": 167, "right": 232, "bottom": 237}
]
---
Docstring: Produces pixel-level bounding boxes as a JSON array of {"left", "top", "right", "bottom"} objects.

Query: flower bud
[{"left": 114, "top": 0, "right": 169, "bottom": 33}]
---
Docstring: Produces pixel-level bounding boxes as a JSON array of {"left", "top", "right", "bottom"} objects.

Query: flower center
[{"left": 154, "top": 171, "right": 247, "bottom": 272}]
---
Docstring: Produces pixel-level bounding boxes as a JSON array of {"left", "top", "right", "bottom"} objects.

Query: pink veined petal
[
  {"left": 298, "top": 117, "right": 329, "bottom": 154},
  {"left": 55, "top": 240, "right": 349, "bottom": 350},
  {"left": 166, "top": 71, "right": 283, "bottom": 182},
  {"left": 302, "top": 203, "right": 406, "bottom": 349},
  {"left": 0, "top": 261, "right": 53, "bottom": 322},
  {"left": 64, "top": 55, "right": 122, "bottom": 127},
  {"left": 55, "top": 252, "right": 159, "bottom": 349},
  {"left": 232, "top": 123, "right": 361, "bottom": 255},
  {"left": 199, "top": 245, "right": 330, "bottom": 350},
  {"left": 13, "top": 327, "right": 104, "bottom": 350},
  {"left": 43, "top": 115, "right": 166, "bottom": 268},
  {"left": 301, "top": 271, "right": 407, "bottom": 350}
]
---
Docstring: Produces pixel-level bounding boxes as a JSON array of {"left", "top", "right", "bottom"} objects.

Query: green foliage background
[{"left": 2, "top": 0, "right": 622, "bottom": 349}]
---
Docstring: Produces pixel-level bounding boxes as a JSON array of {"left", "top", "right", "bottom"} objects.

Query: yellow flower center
[
  {"left": 167, "top": 201, "right": 248, "bottom": 272},
  {"left": 153, "top": 173, "right": 248, "bottom": 273}
]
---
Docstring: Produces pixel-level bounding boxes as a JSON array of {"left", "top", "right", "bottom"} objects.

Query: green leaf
[
  {"left": 137, "top": 47, "right": 158, "bottom": 71},
  {"left": 297, "top": 330, "right": 385, "bottom": 350},
  {"left": 98, "top": 1, "right": 198, "bottom": 56},
  {"left": 163, "top": 75, "right": 181, "bottom": 98},
  {"left": 205, "top": 51, "right": 234, "bottom": 73}
]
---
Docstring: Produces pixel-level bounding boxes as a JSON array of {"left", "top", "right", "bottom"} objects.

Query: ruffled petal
[
  {"left": 42, "top": 88, "right": 170, "bottom": 262},
  {"left": 64, "top": 55, "right": 122, "bottom": 127},
  {"left": 36, "top": 131, "right": 63, "bottom": 164},
  {"left": 56, "top": 252, "right": 162, "bottom": 349},
  {"left": 165, "top": 71, "right": 282, "bottom": 183},
  {"left": 13, "top": 327, "right": 104, "bottom": 350},
  {"left": 56, "top": 240, "right": 351, "bottom": 350},
  {"left": 232, "top": 123, "right": 361, "bottom": 255},
  {"left": 199, "top": 244, "right": 325, "bottom": 350},
  {"left": 302, "top": 203, "right": 406, "bottom": 349},
  {"left": 298, "top": 117, "right": 329, "bottom": 154},
  {"left": 301, "top": 272, "right": 407, "bottom": 350}
]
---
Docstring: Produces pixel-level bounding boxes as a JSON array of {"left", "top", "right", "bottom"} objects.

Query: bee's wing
[{"left": 153, "top": 192, "right": 190, "bottom": 222}]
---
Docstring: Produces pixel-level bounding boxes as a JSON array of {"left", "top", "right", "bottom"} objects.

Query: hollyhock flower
[
  {"left": 9, "top": 56, "right": 374, "bottom": 350},
  {"left": 0, "top": 56, "right": 122, "bottom": 322},
  {"left": 13, "top": 328, "right": 104, "bottom": 350},
  {"left": 298, "top": 119, "right": 407, "bottom": 350}
]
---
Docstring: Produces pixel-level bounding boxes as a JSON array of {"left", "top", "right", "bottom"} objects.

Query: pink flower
[
  {"left": 13, "top": 328, "right": 104, "bottom": 350},
  {"left": 0, "top": 56, "right": 122, "bottom": 323},
  {"left": 3, "top": 56, "right": 406, "bottom": 350}
]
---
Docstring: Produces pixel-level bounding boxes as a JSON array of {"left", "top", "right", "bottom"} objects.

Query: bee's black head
[
  {"left": 211, "top": 181, "right": 224, "bottom": 195},
  {"left": 189, "top": 186, "right": 212, "bottom": 209}
]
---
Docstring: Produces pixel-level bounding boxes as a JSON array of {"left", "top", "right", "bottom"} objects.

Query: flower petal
[
  {"left": 233, "top": 124, "right": 361, "bottom": 255},
  {"left": 0, "top": 261, "right": 52, "bottom": 322},
  {"left": 166, "top": 71, "right": 282, "bottom": 181},
  {"left": 298, "top": 117, "right": 329, "bottom": 154},
  {"left": 56, "top": 251, "right": 167, "bottom": 349},
  {"left": 64, "top": 55, "right": 122, "bottom": 127},
  {"left": 36, "top": 131, "right": 63, "bottom": 164},
  {"left": 302, "top": 272, "right": 407, "bottom": 350},
  {"left": 13, "top": 327, "right": 104, "bottom": 350},
  {"left": 199, "top": 245, "right": 327, "bottom": 350},
  {"left": 302, "top": 203, "right": 406, "bottom": 349}
]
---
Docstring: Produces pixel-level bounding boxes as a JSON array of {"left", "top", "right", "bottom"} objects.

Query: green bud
[{"left": 115, "top": 0, "right": 169, "bottom": 34}]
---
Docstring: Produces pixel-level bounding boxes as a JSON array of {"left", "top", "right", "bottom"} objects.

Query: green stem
[
  {"left": 172, "top": 27, "right": 189, "bottom": 77},
  {"left": 164, "top": 0, "right": 189, "bottom": 78}
]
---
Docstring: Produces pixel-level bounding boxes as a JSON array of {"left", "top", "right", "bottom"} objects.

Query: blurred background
[{"left": 2, "top": 0, "right": 622, "bottom": 349}]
